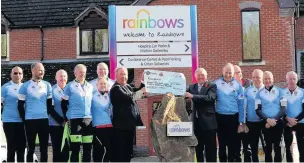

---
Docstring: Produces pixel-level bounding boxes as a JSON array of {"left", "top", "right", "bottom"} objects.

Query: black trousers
[
  {"left": 3, "top": 122, "right": 26, "bottom": 162},
  {"left": 194, "top": 124, "right": 217, "bottom": 162},
  {"left": 237, "top": 132, "right": 251, "bottom": 162},
  {"left": 93, "top": 127, "right": 113, "bottom": 162},
  {"left": 49, "top": 126, "right": 69, "bottom": 162},
  {"left": 247, "top": 121, "right": 263, "bottom": 162},
  {"left": 69, "top": 118, "right": 93, "bottom": 162},
  {"left": 111, "top": 128, "right": 134, "bottom": 162},
  {"left": 294, "top": 123, "right": 304, "bottom": 162},
  {"left": 216, "top": 113, "right": 240, "bottom": 162},
  {"left": 24, "top": 119, "right": 49, "bottom": 162},
  {"left": 262, "top": 120, "right": 284, "bottom": 162},
  {"left": 283, "top": 125, "right": 293, "bottom": 162}
]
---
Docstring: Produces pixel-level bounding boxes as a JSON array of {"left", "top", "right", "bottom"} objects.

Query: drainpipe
[
  {"left": 294, "top": 0, "right": 300, "bottom": 73},
  {"left": 40, "top": 26, "right": 44, "bottom": 61},
  {"left": 294, "top": 17, "right": 298, "bottom": 73}
]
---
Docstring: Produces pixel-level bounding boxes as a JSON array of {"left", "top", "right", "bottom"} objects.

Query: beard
[{"left": 35, "top": 74, "right": 44, "bottom": 80}]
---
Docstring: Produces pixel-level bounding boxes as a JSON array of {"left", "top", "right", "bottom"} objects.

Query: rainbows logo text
[{"left": 122, "top": 9, "right": 184, "bottom": 29}]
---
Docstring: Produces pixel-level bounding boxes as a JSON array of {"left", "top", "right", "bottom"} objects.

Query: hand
[
  {"left": 243, "top": 124, "right": 249, "bottom": 133},
  {"left": 184, "top": 92, "right": 193, "bottom": 99},
  {"left": 237, "top": 125, "right": 244, "bottom": 133},
  {"left": 286, "top": 117, "right": 298, "bottom": 127},
  {"left": 266, "top": 118, "right": 277, "bottom": 126},
  {"left": 265, "top": 123, "right": 271, "bottom": 129},
  {"left": 141, "top": 87, "right": 147, "bottom": 97},
  {"left": 286, "top": 123, "right": 293, "bottom": 127}
]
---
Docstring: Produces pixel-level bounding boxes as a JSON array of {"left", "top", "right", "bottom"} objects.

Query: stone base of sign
[{"left": 150, "top": 94, "right": 197, "bottom": 162}]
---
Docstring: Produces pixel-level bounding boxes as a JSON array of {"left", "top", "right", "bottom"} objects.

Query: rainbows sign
[{"left": 109, "top": 5, "right": 198, "bottom": 83}]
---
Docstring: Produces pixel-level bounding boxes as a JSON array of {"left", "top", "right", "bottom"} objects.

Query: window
[
  {"left": 81, "top": 29, "right": 108, "bottom": 54},
  {"left": 1, "top": 24, "right": 7, "bottom": 59},
  {"left": 79, "top": 11, "right": 108, "bottom": 56},
  {"left": 242, "top": 10, "right": 261, "bottom": 62}
]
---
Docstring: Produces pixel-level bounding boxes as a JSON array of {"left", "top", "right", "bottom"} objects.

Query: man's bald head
[
  {"left": 222, "top": 63, "right": 234, "bottom": 82},
  {"left": 10, "top": 66, "right": 23, "bottom": 84},
  {"left": 31, "top": 62, "right": 45, "bottom": 80}
]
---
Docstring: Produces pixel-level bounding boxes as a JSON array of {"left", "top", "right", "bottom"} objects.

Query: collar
[
  {"left": 10, "top": 80, "right": 22, "bottom": 86},
  {"left": 98, "top": 91, "right": 108, "bottom": 96},
  {"left": 288, "top": 86, "right": 299, "bottom": 94},
  {"left": 265, "top": 85, "right": 274, "bottom": 92},
  {"left": 30, "top": 79, "right": 43, "bottom": 85},
  {"left": 254, "top": 84, "right": 264, "bottom": 91},
  {"left": 221, "top": 77, "right": 235, "bottom": 83},
  {"left": 74, "top": 79, "right": 87, "bottom": 85},
  {"left": 197, "top": 82, "right": 208, "bottom": 87},
  {"left": 31, "top": 78, "right": 42, "bottom": 82},
  {"left": 56, "top": 84, "right": 65, "bottom": 91}
]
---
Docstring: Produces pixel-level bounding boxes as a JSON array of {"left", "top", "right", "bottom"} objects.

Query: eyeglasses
[{"left": 13, "top": 72, "right": 22, "bottom": 75}]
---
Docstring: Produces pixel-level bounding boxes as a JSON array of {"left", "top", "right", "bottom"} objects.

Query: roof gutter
[
  {"left": 9, "top": 23, "right": 74, "bottom": 29},
  {"left": 40, "top": 26, "right": 44, "bottom": 61}
]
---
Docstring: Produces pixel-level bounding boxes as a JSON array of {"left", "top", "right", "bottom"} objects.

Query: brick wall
[
  {"left": 9, "top": 27, "right": 76, "bottom": 61},
  {"left": 10, "top": 29, "right": 41, "bottom": 61},
  {"left": 133, "top": 0, "right": 296, "bottom": 151},
  {"left": 44, "top": 27, "right": 76, "bottom": 60},
  {"left": 297, "top": 17, "right": 304, "bottom": 51}
]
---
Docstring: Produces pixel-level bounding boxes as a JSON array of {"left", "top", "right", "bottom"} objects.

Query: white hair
[
  {"left": 223, "top": 63, "right": 235, "bottom": 74},
  {"left": 264, "top": 71, "right": 273, "bottom": 79},
  {"left": 286, "top": 71, "right": 298, "bottom": 81},
  {"left": 97, "top": 62, "right": 108, "bottom": 70},
  {"left": 115, "top": 67, "right": 128, "bottom": 77},
  {"left": 195, "top": 68, "right": 207, "bottom": 76},
  {"left": 74, "top": 64, "right": 87, "bottom": 73},
  {"left": 56, "top": 69, "right": 68, "bottom": 79},
  {"left": 252, "top": 69, "right": 263, "bottom": 78}
]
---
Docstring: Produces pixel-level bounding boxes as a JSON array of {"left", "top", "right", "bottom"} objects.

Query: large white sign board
[
  {"left": 115, "top": 6, "right": 191, "bottom": 42},
  {"left": 109, "top": 5, "right": 198, "bottom": 82}
]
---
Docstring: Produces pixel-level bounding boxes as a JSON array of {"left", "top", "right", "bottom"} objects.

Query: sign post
[
  {"left": 109, "top": 5, "right": 198, "bottom": 83},
  {"left": 108, "top": 5, "right": 199, "bottom": 157}
]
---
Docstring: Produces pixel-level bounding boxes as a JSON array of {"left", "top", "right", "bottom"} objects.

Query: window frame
[
  {"left": 79, "top": 27, "right": 108, "bottom": 56},
  {"left": 1, "top": 25, "right": 7, "bottom": 59},
  {"left": 241, "top": 8, "right": 262, "bottom": 62}
]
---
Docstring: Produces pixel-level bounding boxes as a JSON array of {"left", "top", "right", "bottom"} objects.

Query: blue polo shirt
[
  {"left": 214, "top": 77, "right": 245, "bottom": 123},
  {"left": 1, "top": 81, "right": 23, "bottom": 122},
  {"left": 63, "top": 80, "right": 93, "bottom": 120},
  {"left": 18, "top": 80, "right": 52, "bottom": 120}
]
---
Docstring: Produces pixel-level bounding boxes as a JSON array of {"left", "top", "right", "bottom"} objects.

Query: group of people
[
  {"left": 185, "top": 63, "right": 304, "bottom": 162},
  {"left": 1, "top": 62, "right": 145, "bottom": 162},
  {"left": 2, "top": 61, "right": 304, "bottom": 162}
]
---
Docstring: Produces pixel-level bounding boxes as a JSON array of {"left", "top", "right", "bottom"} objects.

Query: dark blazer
[
  {"left": 110, "top": 82, "right": 144, "bottom": 131},
  {"left": 187, "top": 81, "right": 217, "bottom": 130}
]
